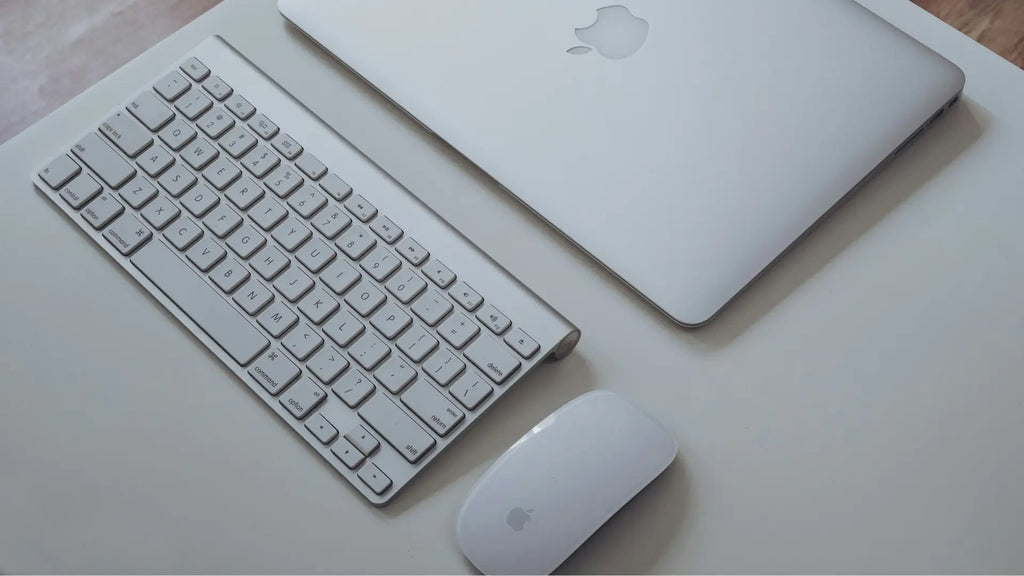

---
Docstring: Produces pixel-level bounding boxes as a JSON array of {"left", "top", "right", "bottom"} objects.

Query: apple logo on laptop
[
  {"left": 567, "top": 5, "right": 649, "bottom": 59},
  {"left": 506, "top": 506, "right": 533, "bottom": 531}
]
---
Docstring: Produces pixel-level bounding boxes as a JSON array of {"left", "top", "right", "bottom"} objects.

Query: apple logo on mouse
[
  {"left": 568, "top": 5, "right": 649, "bottom": 59},
  {"left": 506, "top": 506, "right": 533, "bottom": 531}
]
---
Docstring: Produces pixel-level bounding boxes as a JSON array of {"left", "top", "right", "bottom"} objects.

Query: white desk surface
[{"left": 2, "top": 0, "right": 1023, "bottom": 573}]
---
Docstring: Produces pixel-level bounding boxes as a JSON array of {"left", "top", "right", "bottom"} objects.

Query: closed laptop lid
[{"left": 279, "top": 0, "right": 964, "bottom": 326}]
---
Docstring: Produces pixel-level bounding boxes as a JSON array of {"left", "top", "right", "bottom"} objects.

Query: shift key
[
  {"left": 359, "top": 394, "right": 435, "bottom": 463},
  {"left": 72, "top": 133, "right": 137, "bottom": 189}
]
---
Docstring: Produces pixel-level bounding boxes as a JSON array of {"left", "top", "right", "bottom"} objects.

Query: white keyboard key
[
  {"left": 307, "top": 346, "right": 348, "bottom": 384},
  {"left": 179, "top": 57, "right": 209, "bottom": 82},
  {"left": 451, "top": 282, "right": 483, "bottom": 312},
  {"left": 321, "top": 259, "right": 361, "bottom": 295},
  {"left": 359, "top": 394, "right": 435, "bottom": 464},
  {"left": 273, "top": 266, "right": 314, "bottom": 302},
  {"left": 504, "top": 327, "right": 540, "bottom": 359},
  {"left": 360, "top": 246, "right": 401, "bottom": 282},
  {"left": 358, "top": 463, "right": 392, "bottom": 495},
  {"left": 396, "top": 325, "right": 438, "bottom": 363},
  {"left": 225, "top": 176, "right": 264, "bottom": 210},
  {"left": 250, "top": 245, "right": 289, "bottom": 280},
  {"left": 232, "top": 279, "right": 273, "bottom": 316},
  {"left": 186, "top": 236, "right": 226, "bottom": 272},
  {"left": 248, "top": 113, "right": 279, "bottom": 139},
  {"left": 324, "top": 310, "right": 365, "bottom": 348},
  {"left": 100, "top": 111, "right": 152, "bottom": 158},
  {"left": 250, "top": 197, "right": 287, "bottom": 231},
  {"left": 295, "top": 152, "right": 326, "bottom": 180},
  {"left": 174, "top": 89, "right": 212, "bottom": 120},
  {"left": 319, "top": 172, "right": 352, "bottom": 201},
  {"left": 344, "top": 194, "right": 377, "bottom": 222},
  {"left": 449, "top": 371, "right": 492, "bottom": 411},
  {"left": 424, "top": 259, "right": 456, "bottom": 289},
  {"left": 438, "top": 312, "right": 480, "bottom": 349},
  {"left": 280, "top": 377, "right": 326, "bottom": 419},
  {"left": 282, "top": 322, "right": 323, "bottom": 361},
  {"left": 39, "top": 154, "right": 80, "bottom": 189},
  {"left": 298, "top": 287, "right": 339, "bottom": 325},
  {"left": 81, "top": 192, "right": 124, "bottom": 229},
  {"left": 226, "top": 224, "right": 266, "bottom": 259},
  {"left": 477, "top": 304, "right": 511, "bottom": 335},
  {"left": 202, "top": 157, "right": 241, "bottom": 190},
  {"left": 369, "top": 216, "right": 402, "bottom": 244},
  {"left": 370, "top": 302, "right": 411, "bottom": 340},
  {"left": 119, "top": 176, "right": 158, "bottom": 209},
  {"left": 336, "top": 225, "right": 376, "bottom": 260},
  {"left": 344, "top": 279, "right": 386, "bottom": 317},
  {"left": 138, "top": 145, "right": 174, "bottom": 177},
  {"left": 128, "top": 91, "right": 174, "bottom": 131},
  {"left": 159, "top": 118, "right": 196, "bottom": 151},
  {"left": 153, "top": 70, "right": 189, "bottom": 101},
  {"left": 133, "top": 241, "right": 269, "bottom": 366},
  {"left": 465, "top": 334, "right": 522, "bottom": 385},
  {"left": 411, "top": 290, "right": 453, "bottom": 326},
  {"left": 140, "top": 194, "right": 180, "bottom": 229},
  {"left": 396, "top": 236, "right": 429, "bottom": 266},
  {"left": 334, "top": 369, "right": 374, "bottom": 408},
  {"left": 210, "top": 258, "right": 250, "bottom": 293},
  {"left": 247, "top": 348, "right": 300, "bottom": 396},
  {"left": 181, "top": 183, "right": 220, "bottom": 217},
  {"left": 423, "top": 348, "right": 465, "bottom": 386},
  {"left": 59, "top": 173, "right": 102, "bottom": 209},
  {"left": 295, "top": 238, "right": 335, "bottom": 273},
  {"left": 181, "top": 137, "right": 219, "bottom": 171},
  {"left": 266, "top": 165, "right": 303, "bottom": 198},
  {"left": 287, "top": 185, "right": 327, "bottom": 218},
  {"left": 373, "top": 355, "right": 416, "bottom": 394},
  {"left": 385, "top": 268, "right": 427, "bottom": 304},
  {"left": 402, "top": 380, "right": 464, "bottom": 437},
  {"left": 345, "top": 425, "right": 380, "bottom": 456},
  {"left": 311, "top": 205, "right": 351, "bottom": 240},
  {"left": 242, "top": 145, "right": 280, "bottom": 178},
  {"left": 204, "top": 204, "right": 242, "bottom": 238},
  {"left": 202, "top": 75, "right": 233, "bottom": 101},
  {"left": 305, "top": 414, "right": 338, "bottom": 445},
  {"left": 272, "top": 133, "right": 303, "bottom": 160},
  {"left": 271, "top": 217, "right": 311, "bottom": 252},
  {"left": 257, "top": 301, "right": 298, "bottom": 338},
  {"left": 224, "top": 93, "right": 255, "bottom": 120},
  {"left": 102, "top": 212, "right": 151, "bottom": 256},
  {"left": 164, "top": 217, "right": 202, "bottom": 250},
  {"left": 331, "top": 438, "right": 365, "bottom": 469},
  {"left": 348, "top": 331, "right": 390, "bottom": 371},
  {"left": 220, "top": 125, "right": 257, "bottom": 158},
  {"left": 72, "top": 133, "right": 136, "bottom": 189},
  {"left": 157, "top": 164, "right": 197, "bottom": 198}
]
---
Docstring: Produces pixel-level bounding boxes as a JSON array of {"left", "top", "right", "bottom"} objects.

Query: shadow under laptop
[{"left": 687, "top": 96, "right": 988, "bottom": 349}]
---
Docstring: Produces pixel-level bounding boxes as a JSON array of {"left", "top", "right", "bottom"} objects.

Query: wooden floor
[
  {"left": 0, "top": 0, "right": 1022, "bottom": 144},
  {"left": 914, "top": 0, "right": 1024, "bottom": 67}
]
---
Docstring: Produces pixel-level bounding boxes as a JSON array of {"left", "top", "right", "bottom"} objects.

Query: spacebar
[{"left": 132, "top": 241, "right": 269, "bottom": 365}]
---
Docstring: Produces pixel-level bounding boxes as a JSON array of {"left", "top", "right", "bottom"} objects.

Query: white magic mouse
[{"left": 456, "top": 391, "right": 678, "bottom": 575}]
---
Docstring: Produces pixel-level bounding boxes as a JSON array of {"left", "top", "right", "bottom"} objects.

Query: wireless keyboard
[{"left": 32, "top": 36, "right": 579, "bottom": 506}]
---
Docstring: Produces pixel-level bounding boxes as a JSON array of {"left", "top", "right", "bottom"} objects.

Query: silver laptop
[{"left": 279, "top": 0, "right": 964, "bottom": 326}]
